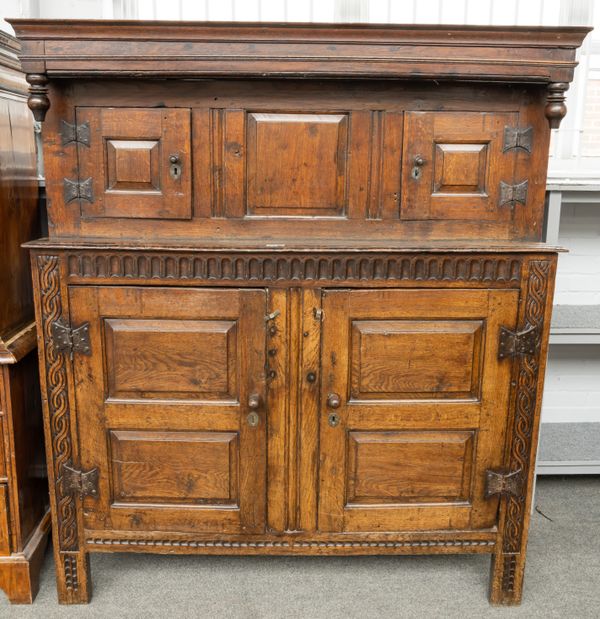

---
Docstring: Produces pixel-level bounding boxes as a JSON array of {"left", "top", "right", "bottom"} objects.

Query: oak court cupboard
[{"left": 9, "top": 18, "right": 590, "bottom": 605}]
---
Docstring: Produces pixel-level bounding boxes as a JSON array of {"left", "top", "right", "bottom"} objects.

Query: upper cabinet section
[{"left": 9, "top": 20, "right": 590, "bottom": 244}]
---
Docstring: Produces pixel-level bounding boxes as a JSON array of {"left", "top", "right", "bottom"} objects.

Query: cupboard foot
[
  {"left": 0, "top": 511, "right": 50, "bottom": 604},
  {"left": 489, "top": 551, "right": 525, "bottom": 606},
  {"left": 55, "top": 549, "right": 91, "bottom": 604}
]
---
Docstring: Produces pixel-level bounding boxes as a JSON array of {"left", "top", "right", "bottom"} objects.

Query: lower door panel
[
  {"left": 318, "top": 288, "right": 519, "bottom": 533},
  {"left": 69, "top": 286, "right": 267, "bottom": 535}
]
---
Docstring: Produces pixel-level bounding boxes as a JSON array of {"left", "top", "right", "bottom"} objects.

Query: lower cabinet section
[
  {"left": 69, "top": 284, "right": 519, "bottom": 535},
  {"left": 30, "top": 252, "right": 557, "bottom": 605}
]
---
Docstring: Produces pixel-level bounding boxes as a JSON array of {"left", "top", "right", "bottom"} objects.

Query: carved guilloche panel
[
  {"left": 109, "top": 430, "right": 239, "bottom": 505},
  {"left": 246, "top": 112, "right": 349, "bottom": 216},
  {"left": 104, "top": 318, "right": 238, "bottom": 401},
  {"left": 350, "top": 319, "right": 483, "bottom": 400},
  {"left": 346, "top": 430, "right": 475, "bottom": 505}
]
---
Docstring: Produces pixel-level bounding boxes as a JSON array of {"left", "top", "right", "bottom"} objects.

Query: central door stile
[
  {"left": 286, "top": 288, "right": 302, "bottom": 532},
  {"left": 297, "top": 288, "right": 322, "bottom": 533},
  {"left": 266, "top": 288, "right": 288, "bottom": 533},
  {"left": 266, "top": 287, "right": 322, "bottom": 534}
]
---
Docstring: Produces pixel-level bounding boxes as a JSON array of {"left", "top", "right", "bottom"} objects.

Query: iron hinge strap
[
  {"left": 503, "top": 126, "right": 533, "bottom": 153},
  {"left": 60, "top": 463, "right": 99, "bottom": 499},
  {"left": 498, "top": 325, "right": 538, "bottom": 359},
  {"left": 50, "top": 319, "right": 92, "bottom": 357},
  {"left": 60, "top": 119, "right": 91, "bottom": 146},
  {"left": 485, "top": 469, "right": 522, "bottom": 499},
  {"left": 265, "top": 309, "right": 281, "bottom": 322}
]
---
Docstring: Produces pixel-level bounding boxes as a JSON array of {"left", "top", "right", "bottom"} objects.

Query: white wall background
[{"left": 556, "top": 204, "right": 600, "bottom": 306}]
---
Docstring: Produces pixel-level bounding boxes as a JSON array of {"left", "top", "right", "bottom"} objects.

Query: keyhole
[
  {"left": 170, "top": 163, "right": 182, "bottom": 180},
  {"left": 411, "top": 166, "right": 422, "bottom": 180}
]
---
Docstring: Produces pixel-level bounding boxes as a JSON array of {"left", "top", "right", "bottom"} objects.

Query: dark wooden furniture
[
  {"left": 0, "top": 31, "right": 49, "bottom": 604},
  {"left": 9, "top": 19, "right": 590, "bottom": 606}
]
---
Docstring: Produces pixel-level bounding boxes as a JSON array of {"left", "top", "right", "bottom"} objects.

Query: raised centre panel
[
  {"left": 247, "top": 112, "right": 348, "bottom": 216},
  {"left": 105, "top": 139, "right": 160, "bottom": 192},
  {"left": 207, "top": 108, "right": 375, "bottom": 219},
  {"left": 109, "top": 430, "right": 239, "bottom": 506},
  {"left": 433, "top": 143, "right": 488, "bottom": 194},
  {"left": 104, "top": 318, "right": 238, "bottom": 401},
  {"left": 346, "top": 430, "right": 475, "bottom": 505},
  {"left": 350, "top": 319, "right": 484, "bottom": 400}
]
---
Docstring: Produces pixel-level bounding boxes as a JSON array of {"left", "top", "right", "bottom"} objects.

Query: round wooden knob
[
  {"left": 248, "top": 393, "right": 262, "bottom": 410},
  {"left": 327, "top": 393, "right": 341, "bottom": 409}
]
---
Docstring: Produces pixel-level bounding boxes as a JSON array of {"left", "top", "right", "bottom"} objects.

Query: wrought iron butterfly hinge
[
  {"left": 64, "top": 177, "right": 94, "bottom": 204},
  {"left": 60, "top": 119, "right": 90, "bottom": 146},
  {"left": 61, "top": 463, "right": 99, "bottom": 499},
  {"left": 485, "top": 469, "right": 522, "bottom": 499},
  {"left": 503, "top": 126, "right": 533, "bottom": 153},
  {"left": 499, "top": 180, "right": 528, "bottom": 208},
  {"left": 51, "top": 319, "right": 91, "bottom": 358},
  {"left": 498, "top": 325, "right": 538, "bottom": 359}
]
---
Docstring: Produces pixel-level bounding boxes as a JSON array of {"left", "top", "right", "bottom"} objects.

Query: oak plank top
[{"left": 8, "top": 19, "right": 591, "bottom": 83}]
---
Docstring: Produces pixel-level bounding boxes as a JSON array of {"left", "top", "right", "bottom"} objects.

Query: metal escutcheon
[
  {"left": 411, "top": 154, "right": 425, "bottom": 180},
  {"left": 247, "top": 412, "right": 260, "bottom": 427},
  {"left": 169, "top": 154, "right": 182, "bottom": 180},
  {"left": 328, "top": 413, "right": 340, "bottom": 428}
]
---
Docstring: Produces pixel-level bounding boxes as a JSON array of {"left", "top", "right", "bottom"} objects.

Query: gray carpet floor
[{"left": 2, "top": 476, "right": 599, "bottom": 618}]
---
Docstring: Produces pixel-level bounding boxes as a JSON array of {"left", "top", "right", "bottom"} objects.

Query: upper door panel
[
  {"left": 76, "top": 107, "right": 191, "bottom": 220},
  {"left": 401, "top": 112, "right": 518, "bottom": 221}
]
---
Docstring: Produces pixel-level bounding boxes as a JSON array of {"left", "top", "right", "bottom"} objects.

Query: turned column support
[
  {"left": 544, "top": 82, "right": 569, "bottom": 129},
  {"left": 25, "top": 73, "right": 50, "bottom": 122}
]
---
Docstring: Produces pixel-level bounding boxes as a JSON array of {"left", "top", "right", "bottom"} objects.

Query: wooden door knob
[
  {"left": 326, "top": 393, "right": 341, "bottom": 409},
  {"left": 248, "top": 393, "right": 262, "bottom": 410}
]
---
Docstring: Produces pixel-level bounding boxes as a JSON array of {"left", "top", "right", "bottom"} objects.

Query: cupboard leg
[
  {"left": 34, "top": 255, "right": 91, "bottom": 604},
  {"left": 489, "top": 551, "right": 525, "bottom": 605},
  {"left": 55, "top": 550, "right": 91, "bottom": 604},
  {"left": 489, "top": 259, "right": 555, "bottom": 606}
]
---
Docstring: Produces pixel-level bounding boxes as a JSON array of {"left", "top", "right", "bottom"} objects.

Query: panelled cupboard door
[
  {"left": 401, "top": 112, "right": 519, "bottom": 221},
  {"left": 69, "top": 286, "right": 267, "bottom": 535},
  {"left": 76, "top": 108, "right": 191, "bottom": 220},
  {"left": 210, "top": 109, "right": 373, "bottom": 219},
  {"left": 318, "top": 288, "right": 519, "bottom": 533}
]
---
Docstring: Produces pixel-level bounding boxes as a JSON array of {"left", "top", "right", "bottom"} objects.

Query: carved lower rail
[{"left": 86, "top": 537, "right": 496, "bottom": 553}]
